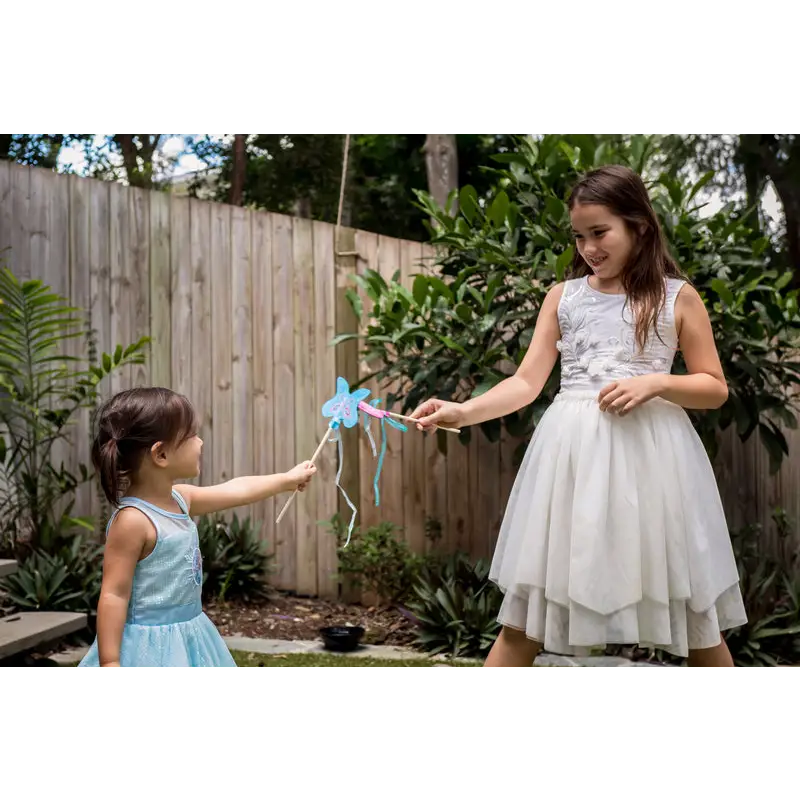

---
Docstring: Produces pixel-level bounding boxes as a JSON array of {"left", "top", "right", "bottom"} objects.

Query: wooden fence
[{"left": 1, "top": 161, "right": 798, "bottom": 597}]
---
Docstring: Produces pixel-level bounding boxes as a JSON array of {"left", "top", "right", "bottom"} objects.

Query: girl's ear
[{"left": 150, "top": 441, "right": 168, "bottom": 467}]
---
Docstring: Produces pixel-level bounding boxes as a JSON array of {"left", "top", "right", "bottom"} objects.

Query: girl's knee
[{"left": 500, "top": 625, "right": 530, "bottom": 642}]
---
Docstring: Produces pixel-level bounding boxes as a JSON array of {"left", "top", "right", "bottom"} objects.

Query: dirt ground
[{"left": 204, "top": 593, "right": 417, "bottom": 647}]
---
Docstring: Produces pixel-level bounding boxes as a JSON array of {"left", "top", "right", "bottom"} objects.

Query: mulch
[{"left": 204, "top": 592, "right": 418, "bottom": 647}]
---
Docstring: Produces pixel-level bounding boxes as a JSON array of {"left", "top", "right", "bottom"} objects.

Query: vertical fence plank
[
  {"left": 272, "top": 213, "right": 296, "bottom": 590},
  {"left": 375, "top": 236, "right": 405, "bottom": 537},
  {"left": 0, "top": 161, "right": 11, "bottom": 258},
  {"left": 419, "top": 243, "right": 448, "bottom": 552},
  {"left": 447, "top": 437, "right": 470, "bottom": 556},
  {"left": 108, "top": 182, "right": 131, "bottom": 394},
  {"left": 354, "top": 230, "right": 381, "bottom": 539},
  {"left": 399, "top": 239, "right": 427, "bottom": 554},
  {"left": 29, "top": 168, "right": 50, "bottom": 284},
  {"left": 30, "top": 168, "right": 59, "bottom": 497},
  {"left": 231, "top": 207, "right": 254, "bottom": 484},
  {"left": 150, "top": 192, "right": 172, "bottom": 388},
  {"left": 190, "top": 199, "right": 212, "bottom": 483},
  {"left": 89, "top": 178, "right": 111, "bottom": 524},
  {"left": 477, "top": 429, "right": 502, "bottom": 560},
  {"left": 49, "top": 172, "right": 71, "bottom": 503},
  {"left": 69, "top": 175, "right": 92, "bottom": 513},
  {"left": 334, "top": 226, "right": 360, "bottom": 600},
  {"left": 313, "top": 220, "right": 339, "bottom": 597},
  {"left": 211, "top": 202, "right": 233, "bottom": 485},
  {"left": 129, "top": 187, "right": 150, "bottom": 387},
  {"left": 293, "top": 216, "right": 317, "bottom": 596},
  {"left": 252, "top": 211, "right": 275, "bottom": 557},
  {"left": 9, "top": 164, "right": 31, "bottom": 279}
]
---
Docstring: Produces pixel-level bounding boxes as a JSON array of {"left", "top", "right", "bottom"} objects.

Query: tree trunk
[
  {"left": 229, "top": 134, "right": 247, "bottom": 206},
  {"left": 776, "top": 180, "right": 800, "bottom": 286},
  {"left": 424, "top": 134, "right": 459, "bottom": 215},
  {"left": 113, "top": 134, "right": 161, "bottom": 188},
  {"left": 294, "top": 197, "right": 312, "bottom": 218},
  {"left": 0, "top": 134, "right": 13, "bottom": 160},
  {"left": 737, "top": 135, "right": 767, "bottom": 238}
]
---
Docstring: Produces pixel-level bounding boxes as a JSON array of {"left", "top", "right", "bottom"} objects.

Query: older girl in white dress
[{"left": 412, "top": 165, "right": 746, "bottom": 667}]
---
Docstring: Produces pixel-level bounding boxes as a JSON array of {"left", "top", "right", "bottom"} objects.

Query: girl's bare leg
[
  {"left": 484, "top": 626, "right": 541, "bottom": 667},
  {"left": 687, "top": 636, "right": 734, "bottom": 667}
]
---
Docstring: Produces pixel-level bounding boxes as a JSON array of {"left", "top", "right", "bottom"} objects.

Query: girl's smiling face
[{"left": 570, "top": 202, "right": 636, "bottom": 283}]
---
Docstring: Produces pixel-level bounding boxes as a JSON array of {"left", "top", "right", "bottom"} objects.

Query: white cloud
[
  {"left": 58, "top": 143, "right": 87, "bottom": 173},
  {"left": 160, "top": 136, "right": 184, "bottom": 158},
  {"left": 174, "top": 153, "right": 208, "bottom": 176}
]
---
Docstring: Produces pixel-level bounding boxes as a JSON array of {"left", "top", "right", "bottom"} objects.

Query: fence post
[{"left": 334, "top": 226, "right": 361, "bottom": 600}]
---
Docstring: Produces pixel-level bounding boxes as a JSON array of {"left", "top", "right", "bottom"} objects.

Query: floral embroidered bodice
[{"left": 556, "top": 276, "right": 685, "bottom": 391}]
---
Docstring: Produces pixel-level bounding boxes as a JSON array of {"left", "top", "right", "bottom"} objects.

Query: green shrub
[
  {"left": 0, "top": 532, "right": 103, "bottom": 614},
  {"left": 326, "top": 513, "right": 423, "bottom": 604},
  {"left": 196, "top": 513, "right": 272, "bottom": 602},
  {"left": 724, "top": 510, "right": 800, "bottom": 666},
  {"left": 0, "top": 265, "right": 148, "bottom": 551},
  {"left": 408, "top": 552, "right": 501, "bottom": 658}
]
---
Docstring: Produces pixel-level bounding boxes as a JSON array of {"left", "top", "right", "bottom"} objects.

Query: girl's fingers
[
  {"left": 618, "top": 398, "right": 638, "bottom": 417},
  {"left": 599, "top": 388, "right": 625, "bottom": 411}
]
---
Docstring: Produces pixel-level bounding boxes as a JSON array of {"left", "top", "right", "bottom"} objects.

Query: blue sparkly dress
[{"left": 79, "top": 489, "right": 236, "bottom": 667}]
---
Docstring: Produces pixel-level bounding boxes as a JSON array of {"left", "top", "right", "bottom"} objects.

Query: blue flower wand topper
[{"left": 275, "top": 377, "right": 460, "bottom": 547}]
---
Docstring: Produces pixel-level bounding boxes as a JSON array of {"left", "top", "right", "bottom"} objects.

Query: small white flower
[{"left": 587, "top": 360, "right": 605, "bottom": 378}]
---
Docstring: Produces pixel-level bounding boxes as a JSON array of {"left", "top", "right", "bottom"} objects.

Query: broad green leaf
[
  {"left": 459, "top": 185, "right": 479, "bottom": 223},
  {"left": 488, "top": 191, "right": 510, "bottom": 227},
  {"left": 688, "top": 171, "right": 715, "bottom": 201},
  {"left": 329, "top": 333, "right": 361, "bottom": 347},
  {"left": 711, "top": 278, "right": 735, "bottom": 307},
  {"left": 555, "top": 246, "right": 574, "bottom": 281},
  {"left": 345, "top": 288, "right": 363, "bottom": 319},
  {"left": 412, "top": 275, "right": 429, "bottom": 306}
]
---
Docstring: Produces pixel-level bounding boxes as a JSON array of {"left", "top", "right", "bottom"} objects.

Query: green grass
[
  {"left": 231, "top": 650, "right": 481, "bottom": 669},
  {"left": 61, "top": 650, "right": 482, "bottom": 669}
]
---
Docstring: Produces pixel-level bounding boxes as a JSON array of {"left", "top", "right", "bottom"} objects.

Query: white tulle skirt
[{"left": 490, "top": 390, "right": 747, "bottom": 657}]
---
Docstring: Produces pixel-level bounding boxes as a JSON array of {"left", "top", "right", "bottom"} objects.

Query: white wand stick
[
  {"left": 275, "top": 422, "right": 335, "bottom": 525},
  {"left": 385, "top": 410, "right": 461, "bottom": 434}
]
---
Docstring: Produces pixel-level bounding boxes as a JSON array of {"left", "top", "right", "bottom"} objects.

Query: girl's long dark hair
[
  {"left": 91, "top": 387, "right": 197, "bottom": 505},
  {"left": 568, "top": 165, "right": 685, "bottom": 349}
]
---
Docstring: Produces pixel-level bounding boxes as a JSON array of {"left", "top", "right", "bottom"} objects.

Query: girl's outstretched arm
[
  {"left": 175, "top": 461, "right": 316, "bottom": 517},
  {"left": 412, "top": 283, "right": 564, "bottom": 430},
  {"left": 96, "top": 509, "right": 149, "bottom": 666}
]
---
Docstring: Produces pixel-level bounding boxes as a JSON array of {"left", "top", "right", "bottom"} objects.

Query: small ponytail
[{"left": 93, "top": 435, "right": 122, "bottom": 506}]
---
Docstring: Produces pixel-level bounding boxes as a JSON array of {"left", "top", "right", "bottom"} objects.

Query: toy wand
[{"left": 275, "top": 422, "right": 334, "bottom": 525}]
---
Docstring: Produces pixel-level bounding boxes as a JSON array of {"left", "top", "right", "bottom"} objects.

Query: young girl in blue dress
[{"left": 79, "top": 387, "right": 315, "bottom": 667}]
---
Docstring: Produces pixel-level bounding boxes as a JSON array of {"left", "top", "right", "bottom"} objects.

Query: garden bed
[{"left": 204, "top": 592, "right": 417, "bottom": 648}]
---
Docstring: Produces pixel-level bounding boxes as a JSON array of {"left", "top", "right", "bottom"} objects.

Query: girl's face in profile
[{"left": 570, "top": 202, "right": 635, "bottom": 283}]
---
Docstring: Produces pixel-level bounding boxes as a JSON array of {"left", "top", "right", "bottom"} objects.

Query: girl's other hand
[{"left": 598, "top": 374, "right": 665, "bottom": 416}]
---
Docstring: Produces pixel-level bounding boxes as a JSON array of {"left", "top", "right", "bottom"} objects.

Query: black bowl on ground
[{"left": 319, "top": 625, "right": 365, "bottom": 653}]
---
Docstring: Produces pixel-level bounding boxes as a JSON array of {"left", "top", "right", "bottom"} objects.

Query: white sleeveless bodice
[{"left": 556, "top": 276, "right": 685, "bottom": 392}]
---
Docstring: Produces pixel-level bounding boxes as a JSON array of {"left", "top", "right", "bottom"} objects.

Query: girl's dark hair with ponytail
[{"left": 92, "top": 387, "right": 198, "bottom": 505}]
